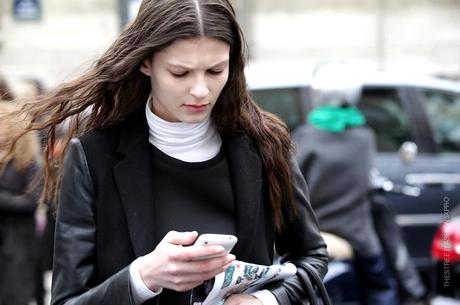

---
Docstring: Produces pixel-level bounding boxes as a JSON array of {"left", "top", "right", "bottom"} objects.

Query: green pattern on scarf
[{"left": 307, "top": 105, "right": 366, "bottom": 133}]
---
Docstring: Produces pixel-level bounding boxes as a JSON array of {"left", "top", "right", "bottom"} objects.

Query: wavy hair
[{"left": 4, "top": 0, "right": 295, "bottom": 230}]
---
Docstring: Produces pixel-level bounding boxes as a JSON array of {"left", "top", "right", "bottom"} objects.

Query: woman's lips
[{"left": 184, "top": 104, "right": 209, "bottom": 112}]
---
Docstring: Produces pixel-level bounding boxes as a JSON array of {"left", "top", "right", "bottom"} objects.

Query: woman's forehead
[{"left": 154, "top": 37, "right": 230, "bottom": 68}]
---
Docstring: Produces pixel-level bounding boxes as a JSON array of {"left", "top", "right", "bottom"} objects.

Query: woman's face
[{"left": 141, "top": 36, "right": 230, "bottom": 123}]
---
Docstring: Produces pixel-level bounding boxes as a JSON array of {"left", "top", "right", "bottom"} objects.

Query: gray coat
[{"left": 293, "top": 125, "right": 382, "bottom": 258}]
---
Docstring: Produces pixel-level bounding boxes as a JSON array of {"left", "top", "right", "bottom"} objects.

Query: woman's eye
[
  {"left": 207, "top": 70, "right": 224, "bottom": 75},
  {"left": 171, "top": 71, "right": 188, "bottom": 78}
]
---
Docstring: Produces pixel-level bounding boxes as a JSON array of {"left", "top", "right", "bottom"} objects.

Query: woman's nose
[{"left": 190, "top": 79, "right": 210, "bottom": 99}]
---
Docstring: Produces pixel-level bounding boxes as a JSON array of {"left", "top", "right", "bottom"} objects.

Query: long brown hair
[{"left": 4, "top": 0, "right": 295, "bottom": 230}]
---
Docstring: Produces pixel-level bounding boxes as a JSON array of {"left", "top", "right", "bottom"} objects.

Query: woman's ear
[{"left": 140, "top": 58, "right": 153, "bottom": 76}]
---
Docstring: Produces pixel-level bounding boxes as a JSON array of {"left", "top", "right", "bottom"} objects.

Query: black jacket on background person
[
  {"left": 293, "top": 125, "right": 382, "bottom": 258},
  {"left": 0, "top": 161, "right": 39, "bottom": 305},
  {"left": 51, "top": 109, "right": 328, "bottom": 305}
]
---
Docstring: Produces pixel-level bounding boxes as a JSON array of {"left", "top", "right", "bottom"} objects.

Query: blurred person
[
  {"left": 4, "top": 1, "right": 329, "bottom": 305},
  {"left": 0, "top": 101, "right": 42, "bottom": 305},
  {"left": 20, "top": 76, "right": 50, "bottom": 300},
  {"left": 0, "top": 76, "right": 14, "bottom": 101},
  {"left": 16, "top": 78, "right": 45, "bottom": 99},
  {"left": 14, "top": 77, "right": 51, "bottom": 305},
  {"left": 293, "top": 59, "right": 399, "bottom": 305}
]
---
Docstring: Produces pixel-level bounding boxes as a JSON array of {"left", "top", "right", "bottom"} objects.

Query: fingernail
[{"left": 215, "top": 246, "right": 225, "bottom": 252}]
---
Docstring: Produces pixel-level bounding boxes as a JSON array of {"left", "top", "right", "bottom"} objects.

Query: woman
[
  {"left": 4, "top": 1, "right": 328, "bottom": 304},
  {"left": 0, "top": 101, "right": 41, "bottom": 305}
]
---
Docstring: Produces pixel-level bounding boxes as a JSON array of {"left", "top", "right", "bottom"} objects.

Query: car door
[
  {"left": 358, "top": 84, "right": 460, "bottom": 274},
  {"left": 410, "top": 86, "right": 460, "bottom": 219}
]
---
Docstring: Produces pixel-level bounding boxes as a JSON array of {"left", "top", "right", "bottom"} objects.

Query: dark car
[{"left": 247, "top": 66, "right": 460, "bottom": 290}]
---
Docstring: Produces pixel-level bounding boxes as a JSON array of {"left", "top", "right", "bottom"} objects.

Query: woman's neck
[{"left": 145, "top": 100, "right": 222, "bottom": 162}]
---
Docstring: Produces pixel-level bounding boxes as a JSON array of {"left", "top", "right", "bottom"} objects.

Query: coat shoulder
[
  {"left": 79, "top": 127, "right": 121, "bottom": 156},
  {"left": 78, "top": 108, "right": 145, "bottom": 155}
]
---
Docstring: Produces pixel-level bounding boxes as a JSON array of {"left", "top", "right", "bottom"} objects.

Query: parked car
[
  {"left": 431, "top": 206, "right": 460, "bottom": 301},
  {"left": 247, "top": 63, "right": 460, "bottom": 291}
]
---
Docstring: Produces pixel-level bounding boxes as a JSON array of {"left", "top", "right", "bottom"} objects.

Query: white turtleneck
[{"left": 145, "top": 100, "right": 222, "bottom": 162}]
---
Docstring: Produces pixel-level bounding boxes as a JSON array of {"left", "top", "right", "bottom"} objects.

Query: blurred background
[{"left": 1, "top": 0, "right": 459, "bottom": 89}]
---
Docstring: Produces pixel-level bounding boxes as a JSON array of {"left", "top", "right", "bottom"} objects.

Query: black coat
[
  {"left": 51, "top": 110, "right": 328, "bottom": 305},
  {"left": 0, "top": 161, "right": 39, "bottom": 305}
]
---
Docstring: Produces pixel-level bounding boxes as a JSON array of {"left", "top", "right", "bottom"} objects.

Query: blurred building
[
  {"left": 0, "top": 0, "right": 118, "bottom": 88},
  {"left": 0, "top": 0, "right": 459, "bottom": 89},
  {"left": 249, "top": 0, "right": 460, "bottom": 79}
]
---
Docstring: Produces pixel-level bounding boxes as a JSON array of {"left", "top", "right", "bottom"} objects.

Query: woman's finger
[
  {"left": 162, "top": 230, "right": 198, "bottom": 246},
  {"left": 166, "top": 254, "right": 235, "bottom": 276},
  {"left": 170, "top": 244, "right": 226, "bottom": 261}
]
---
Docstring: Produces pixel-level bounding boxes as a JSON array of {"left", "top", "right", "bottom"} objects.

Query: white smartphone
[{"left": 192, "top": 233, "right": 238, "bottom": 261}]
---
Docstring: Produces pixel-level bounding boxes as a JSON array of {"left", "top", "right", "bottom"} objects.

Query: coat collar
[{"left": 113, "top": 110, "right": 264, "bottom": 259}]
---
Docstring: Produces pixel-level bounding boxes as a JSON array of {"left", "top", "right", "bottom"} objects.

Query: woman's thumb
[{"left": 162, "top": 230, "right": 198, "bottom": 246}]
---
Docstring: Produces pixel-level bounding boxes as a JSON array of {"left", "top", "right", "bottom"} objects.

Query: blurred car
[
  {"left": 246, "top": 63, "right": 460, "bottom": 290},
  {"left": 431, "top": 206, "right": 460, "bottom": 300}
]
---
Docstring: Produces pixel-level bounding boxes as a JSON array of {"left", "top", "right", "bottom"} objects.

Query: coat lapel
[
  {"left": 223, "top": 135, "right": 264, "bottom": 260},
  {"left": 113, "top": 110, "right": 157, "bottom": 257}
]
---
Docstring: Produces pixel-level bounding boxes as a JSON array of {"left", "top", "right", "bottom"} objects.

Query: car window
[
  {"left": 250, "top": 87, "right": 304, "bottom": 130},
  {"left": 418, "top": 89, "right": 460, "bottom": 153},
  {"left": 358, "top": 88, "right": 414, "bottom": 152}
]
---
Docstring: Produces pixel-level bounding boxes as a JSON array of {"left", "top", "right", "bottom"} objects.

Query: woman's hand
[
  {"left": 223, "top": 294, "right": 263, "bottom": 305},
  {"left": 138, "top": 230, "right": 235, "bottom": 292}
]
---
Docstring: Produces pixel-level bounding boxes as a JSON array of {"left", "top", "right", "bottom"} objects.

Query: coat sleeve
[
  {"left": 51, "top": 138, "right": 135, "bottom": 305},
  {"left": 264, "top": 157, "right": 329, "bottom": 305}
]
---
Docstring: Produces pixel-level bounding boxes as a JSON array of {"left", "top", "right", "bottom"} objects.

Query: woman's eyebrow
[
  {"left": 210, "top": 59, "right": 230, "bottom": 68},
  {"left": 166, "top": 59, "right": 229, "bottom": 70}
]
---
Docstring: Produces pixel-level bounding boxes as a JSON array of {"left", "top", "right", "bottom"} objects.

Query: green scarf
[{"left": 307, "top": 105, "right": 366, "bottom": 133}]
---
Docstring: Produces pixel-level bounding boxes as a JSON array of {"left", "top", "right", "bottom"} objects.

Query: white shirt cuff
[
  {"left": 129, "top": 256, "right": 162, "bottom": 304},
  {"left": 251, "top": 289, "right": 280, "bottom": 305}
]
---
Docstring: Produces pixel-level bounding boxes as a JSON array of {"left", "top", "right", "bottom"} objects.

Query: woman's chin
[{"left": 180, "top": 113, "right": 211, "bottom": 124}]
